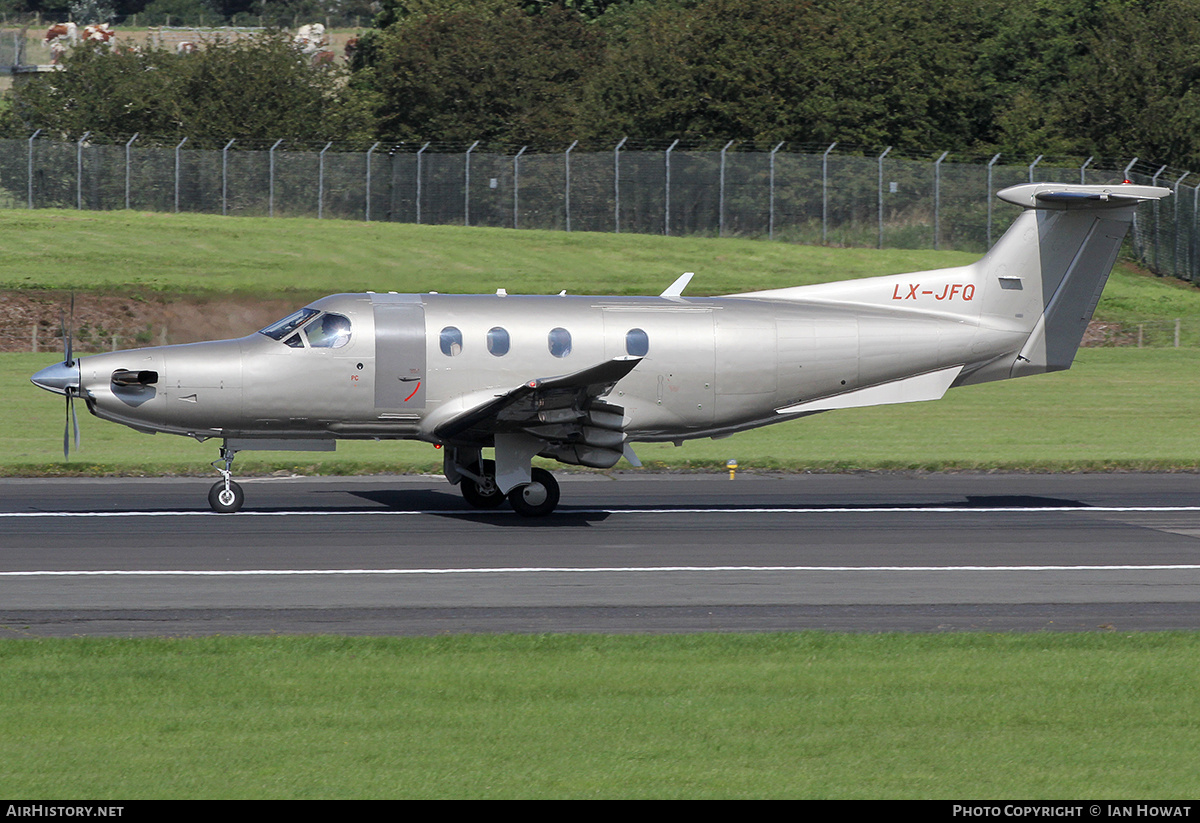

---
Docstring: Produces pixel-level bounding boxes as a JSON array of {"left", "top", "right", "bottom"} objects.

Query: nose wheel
[
  {"left": 208, "top": 445, "right": 244, "bottom": 513},
  {"left": 208, "top": 479, "right": 245, "bottom": 513}
]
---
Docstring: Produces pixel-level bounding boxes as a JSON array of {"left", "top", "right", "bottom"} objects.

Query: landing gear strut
[
  {"left": 459, "top": 458, "right": 507, "bottom": 509},
  {"left": 208, "top": 445, "right": 244, "bottom": 513}
]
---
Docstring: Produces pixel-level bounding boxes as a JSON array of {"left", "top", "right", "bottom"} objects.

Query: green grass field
[{"left": 1, "top": 633, "right": 1199, "bottom": 799}]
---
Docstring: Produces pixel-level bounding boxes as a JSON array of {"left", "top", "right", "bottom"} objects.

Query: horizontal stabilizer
[{"left": 998, "top": 183, "right": 1170, "bottom": 210}]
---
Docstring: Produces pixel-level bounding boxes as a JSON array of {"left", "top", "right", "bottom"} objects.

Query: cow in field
[
  {"left": 294, "top": 23, "right": 326, "bottom": 56},
  {"left": 82, "top": 23, "right": 114, "bottom": 44},
  {"left": 44, "top": 22, "right": 77, "bottom": 64}
]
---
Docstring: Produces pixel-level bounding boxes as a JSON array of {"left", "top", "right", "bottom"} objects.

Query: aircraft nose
[{"left": 31, "top": 360, "right": 80, "bottom": 395}]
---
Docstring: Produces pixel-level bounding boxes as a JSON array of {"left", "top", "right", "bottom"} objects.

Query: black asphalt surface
[{"left": 2, "top": 472, "right": 1199, "bottom": 636}]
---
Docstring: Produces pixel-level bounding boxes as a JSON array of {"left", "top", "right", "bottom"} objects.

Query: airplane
[{"left": 30, "top": 181, "right": 1169, "bottom": 516}]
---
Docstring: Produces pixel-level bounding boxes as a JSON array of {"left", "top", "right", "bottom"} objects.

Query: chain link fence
[{"left": 0, "top": 134, "right": 1195, "bottom": 279}]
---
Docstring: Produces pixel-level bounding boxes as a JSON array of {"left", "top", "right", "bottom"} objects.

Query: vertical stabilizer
[{"left": 982, "top": 183, "right": 1169, "bottom": 378}]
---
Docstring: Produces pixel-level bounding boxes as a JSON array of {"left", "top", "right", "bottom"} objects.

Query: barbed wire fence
[{"left": 0, "top": 135, "right": 1195, "bottom": 350}]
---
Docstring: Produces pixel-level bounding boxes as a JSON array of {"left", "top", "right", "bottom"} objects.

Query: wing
[{"left": 433, "top": 355, "right": 642, "bottom": 468}]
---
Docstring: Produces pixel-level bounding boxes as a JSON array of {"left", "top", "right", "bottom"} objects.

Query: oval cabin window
[
  {"left": 625, "top": 328, "right": 649, "bottom": 357},
  {"left": 439, "top": 326, "right": 463, "bottom": 356},
  {"left": 548, "top": 327, "right": 572, "bottom": 358},
  {"left": 487, "top": 327, "right": 510, "bottom": 357}
]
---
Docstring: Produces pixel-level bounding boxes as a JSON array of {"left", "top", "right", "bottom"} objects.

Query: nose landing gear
[{"left": 208, "top": 445, "right": 244, "bottom": 513}]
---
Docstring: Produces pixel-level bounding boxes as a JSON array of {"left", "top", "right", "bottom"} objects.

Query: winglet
[{"left": 660, "top": 271, "right": 694, "bottom": 298}]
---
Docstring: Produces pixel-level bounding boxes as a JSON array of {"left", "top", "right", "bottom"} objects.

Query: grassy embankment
[
  {"left": 2, "top": 633, "right": 1200, "bottom": 799},
  {"left": 3, "top": 209, "right": 1199, "bottom": 475}
]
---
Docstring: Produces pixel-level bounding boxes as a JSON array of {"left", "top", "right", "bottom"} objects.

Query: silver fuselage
[{"left": 71, "top": 290, "right": 1017, "bottom": 445}]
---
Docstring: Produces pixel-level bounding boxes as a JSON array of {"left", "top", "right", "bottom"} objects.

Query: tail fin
[{"left": 984, "top": 183, "right": 1169, "bottom": 378}]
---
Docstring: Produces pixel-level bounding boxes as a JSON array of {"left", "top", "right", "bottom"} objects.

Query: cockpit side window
[
  {"left": 260, "top": 308, "right": 319, "bottom": 341},
  {"left": 304, "top": 312, "right": 352, "bottom": 349}
]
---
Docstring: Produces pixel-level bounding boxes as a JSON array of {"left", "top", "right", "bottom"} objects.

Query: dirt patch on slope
[{"left": 0, "top": 290, "right": 301, "bottom": 353}]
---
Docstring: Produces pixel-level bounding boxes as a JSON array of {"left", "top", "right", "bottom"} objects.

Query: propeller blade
[
  {"left": 71, "top": 392, "right": 80, "bottom": 452},
  {"left": 63, "top": 393, "right": 70, "bottom": 460}
]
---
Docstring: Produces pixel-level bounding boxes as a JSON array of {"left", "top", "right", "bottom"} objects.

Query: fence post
[
  {"left": 1193, "top": 184, "right": 1199, "bottom": 283},
  {"left": 1028, "top": 155, "right": 1042, "bottom": 183},
  {"left": 987, "top": 153, "right": 1001, "bottom": 248},
  {"left": 719, "top": 140, "right": 734, "bottom": 237},
  {"left": 268, "top": 139, "right": 283, "bottom": 217},
  {"left": 565, "top": 140, "right": 578, "bottom": 232},
  {"left": 77, "top": 132, "right": 91, "bottom": 210},
  {"left": 416, "top": 141, "right": 429, "bottom": 224},
  {"left": 1125, "top": 158, "right": 1140, "bottom": 259},
  {"left": 1152, "top": 165, "right": 1167, "bottom": 271},
  {"left": 1080, "top": 156, "right": 1093, "bottom": 185},
  {"left": 614, "top": 137, "right": 627, "bottom": 233},
  {"left": 125, "top": 133, "right": 138, "bottom": 210},
  {"left": 822, "top": 142, "right": 836, "bottom": 244},
  {"left": 173, "top": 136, "right": 186, "bottom": 213},
  {"left": 27, "top": 128, "right": 40, "bottom": 209},
  {"left": 877, "top": 146, "right": 891, "bottom": 250},
  {"left": 1174, "top": 171, "right": 1189, "bottom": 279},
  {"left": 221, "top": 138, "right": 234, "bottom": 216},
  {"left": 318, "top": 141, "right": 332, "bottom": 219},
  {"left": 664, "top": 139, "right": 679, "bottom": 236},
  {"left": 365, "top": 142, "right": 379, "bottom": 222},
  {"left": 513, "top": 145, "right": 527, "bottom": 229},
  {"left": 769, "top": 141, "right": 784, "bottom": 241},
  {"left": 934, "top": 150, "right": 948, "bottom": 250},
  {"left": 1176, "top": 318, "right": 1181, "bottom": 348},
  {"left": 464, "top": 140, "right": 479, "bottom": 226}
]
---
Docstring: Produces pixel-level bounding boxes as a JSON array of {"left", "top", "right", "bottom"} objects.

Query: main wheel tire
[
  {"left": 460, "top": 459, "right": 507, "bottom": 509},
  {"left": 208, "top": 480, "right": 245, "bottom": 513},
  {"left": 507, "top": 468, "right": 560, "bottom": 517}
]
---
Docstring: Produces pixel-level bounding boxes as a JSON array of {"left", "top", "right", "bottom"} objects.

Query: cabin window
[
  {"left": 487, "top": 327, "right": 510, "bottom": 357},
  {"left": 440, "top": 326, "right": 463, "bottom": 356},
  {"left": 304, "top": 312, "right": 352, "bottom": 349},
  {"left": 625, "top": 328, "right": 649, "bottom": 357},
  {"left": 548, "top": 327, "right": 572, "bottom": 358}
]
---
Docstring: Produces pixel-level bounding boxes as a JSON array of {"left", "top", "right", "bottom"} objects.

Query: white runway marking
[
  {"left": 4, "top": 505, "right": 1200, "bottom": 518},
  {"left": 4, "top": 564, "right": 1200, "bottom": 578}
]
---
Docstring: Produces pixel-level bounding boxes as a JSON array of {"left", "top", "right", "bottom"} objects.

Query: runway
[{"left": 2, "top": 472, "right": 1200, "bottom": 636}]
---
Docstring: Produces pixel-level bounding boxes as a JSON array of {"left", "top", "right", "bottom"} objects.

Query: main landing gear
[
  {"left": 208, "top": 445, "right": 244, "bottom": 513},
  {"left": 453, "top": 450, "right": 561, "bottom": 517}
]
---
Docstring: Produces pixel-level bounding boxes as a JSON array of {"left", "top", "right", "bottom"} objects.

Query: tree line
[{"left": 6, "top": 0, "right": 1200, "bottom": 170}]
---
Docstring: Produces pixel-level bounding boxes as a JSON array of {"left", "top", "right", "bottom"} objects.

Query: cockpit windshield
[
  {"left": 258, "top": 308, "right": 352, "bottom": 349},
  {"left": 259, "top": 308, "right": 319, "bottom": 341}
]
